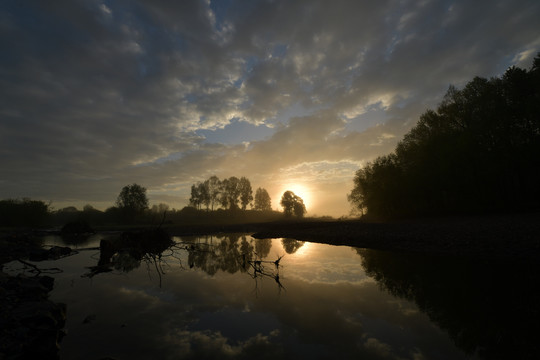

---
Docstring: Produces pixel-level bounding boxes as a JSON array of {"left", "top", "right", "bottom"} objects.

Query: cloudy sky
[{"left": 1, "top": 0, "right": 539, "bottom": 216}]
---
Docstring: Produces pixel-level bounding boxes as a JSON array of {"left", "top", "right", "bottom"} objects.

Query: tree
[
  {"left": 83, "top": 204, "right": 95, "bottom": 212},
  {"left": 116, "top": 184, "right": 149, "bottom": 219},
  {"left": 220, "top": 176, "right": 241, "bottom": 210},
  {"left": 254, "top": 187, "right": 272, "bottom": 211},
  {"left": 280, "top": 191, "right": 306, "bottom": 218},
  {"left": 150, "top": 203, "right": 169, "bottom": 214},
  {"left": 348, "top": 54, "right": 540, "bottom": 219},
  {"left": 205, "top": 176, "right": 221, "bottom": 210},
  {"left": 293, "top": 200, "right": 307, "bottom": 218},
  {"left": 189, "top": 182, "right": 208, "bottom": 210},
  {"left": 239, "top": 177, "right": 253, "bottom": 210}
]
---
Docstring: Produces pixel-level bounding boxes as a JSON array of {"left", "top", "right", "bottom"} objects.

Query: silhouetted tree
[
  {"left": 189, "top": 182, "right": 208, "bottom": 210},
  {"left": 220, "top": 176, "right": 241, "bottom": 210},
  {"left": 150, "top": 203, "right": 169, "bottom": 214},
  {"left": 254, "top": 187, "right": 272, "bottom": 211},
  {"left": 83, "top": 204, "right": 95, "bottom": 212},
  {"left": 116, "top": 184, "right": 149, "bottom": 221},
  {"left": 205, "top": 175, "right": 221, "bottom": 210},
  {"left": 280, "top": 191, "right": 306, "bottom": 217},
  {"left": 349, "top": 54, "right": 540, "bottom": 219},
  {"left": 239, "top": 177, "right": 253, "bottom": 210}
]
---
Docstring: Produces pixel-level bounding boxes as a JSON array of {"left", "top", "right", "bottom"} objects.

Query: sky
[{"left": 1, "top": 0, "right": 539, "bottom": 217}]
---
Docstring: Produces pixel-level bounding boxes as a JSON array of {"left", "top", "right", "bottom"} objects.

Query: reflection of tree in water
[
  {"left": 85, "top": 232, "right": 283, "bottom": 290},
  {"left": 356, "top": 249, "right": 540, "bottom": 359},
  {"left": 281, "top": 238, "right": 304, "bottom": 254},
  {"left": 111, "top": 250, "right": 142, "bottom": 272},
  {"left": 83, "top": 229, "right": 175, "bottom": 287},
  {"left": 184, "top": 235, "right": 283, "bottom": 291}
]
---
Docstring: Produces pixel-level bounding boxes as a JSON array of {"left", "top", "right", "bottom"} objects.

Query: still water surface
[{"left": 5, "top": 233, "right": 538, "bottom": 359}]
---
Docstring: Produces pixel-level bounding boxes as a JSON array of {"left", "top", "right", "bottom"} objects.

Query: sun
[{"left": 276, "top": 183, "right": 313, "bottom": 211}]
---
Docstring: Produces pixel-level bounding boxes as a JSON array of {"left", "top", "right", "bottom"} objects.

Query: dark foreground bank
[
  {"left": 249, "top": 213, "right": 540, "bottom": 259},
  {"left": 0, "top": 235, "right": 68, "bottom": 359}
]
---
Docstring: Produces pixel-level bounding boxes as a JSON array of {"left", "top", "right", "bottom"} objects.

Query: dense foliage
[{"left": 349, "top": 55, "right": 540, "bottom": 219}]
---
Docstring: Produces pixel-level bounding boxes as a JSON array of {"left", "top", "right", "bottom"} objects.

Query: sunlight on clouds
[
  {"left": 341, "top": 93, "right": 401, "bottom": 120},
  {"left": 370, "top": 132, "right": 396, "bottom": 146},
  {"left": 269, "top": 160, "right": 362, "bottom": 214},
  {"left": 279, "top": 160, "right": 362, "bottom": 183},
  {"left": 512, "top": 42, "right": 540, "bottom": 67},
  {"left": 3, "top": 0, "right": 539, "bottom": 216},
  {"left": 513, "top": 48, "right": 535, "bottom": 64}
]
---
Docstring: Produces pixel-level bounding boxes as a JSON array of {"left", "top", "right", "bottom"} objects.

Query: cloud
[{"left": 1, "top": 0, "right": 539, "bottom": 214}]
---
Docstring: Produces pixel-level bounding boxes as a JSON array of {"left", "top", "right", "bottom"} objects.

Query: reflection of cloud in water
[
  {"left": 363, "top": 337, "right": 393, "bottom": 358},
  {"left": 164, "top": 329, "right": 283, "bottom": 359}
]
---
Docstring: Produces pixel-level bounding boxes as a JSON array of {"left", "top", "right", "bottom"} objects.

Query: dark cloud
[{"left": 1, "top": 0, "right": 538, "bottom": 214}]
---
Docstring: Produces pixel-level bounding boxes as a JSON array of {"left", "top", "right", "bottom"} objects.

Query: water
[{"left": 4, "top": 234, "right": 539, "bottom": 359}]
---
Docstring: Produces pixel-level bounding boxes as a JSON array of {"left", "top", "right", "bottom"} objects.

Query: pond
[{"left": 4, "top": 233, "right": 539, "bottom": 359}]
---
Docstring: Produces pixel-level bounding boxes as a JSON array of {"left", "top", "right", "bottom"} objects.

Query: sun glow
[
  {"left": 292, "top": 241, "right": 311, "bottom": 257},
  {"left": 276, "top": 183, "right": 313, "bottom": 212}
]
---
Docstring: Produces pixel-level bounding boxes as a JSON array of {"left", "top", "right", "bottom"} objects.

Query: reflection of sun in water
[
  {"left": 277, "top": 183, "right": 313, "bottom": 211},
  {"left": 293, "top": 241, "right": 311, "bottom": 257}
]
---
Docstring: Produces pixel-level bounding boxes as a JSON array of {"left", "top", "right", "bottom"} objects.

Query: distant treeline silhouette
[
  {"left": 0, "top": 198, "right": 50, "bottom": 227},
  {"left": 0, "top": 198, "right": 285, "bottom": 228},
  {"left": 0, "top": 179, "right": 305, "bottom": 228},
  {"left": 349, "top": 54, "right": 540, "bottom": 219}
]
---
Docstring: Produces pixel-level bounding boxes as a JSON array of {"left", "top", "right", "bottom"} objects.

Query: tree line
[
  {"left": 0, "top": 181, "right": 307, "bottom": 227},
  {"left": 349, "top": 54, "right": 540, "bottom": 219},
  {"left": 189, "top": 175, "right": 307, "bottom": 217},
  {"left": 189, "top": 176, "right": 272, "bottom": 211}
]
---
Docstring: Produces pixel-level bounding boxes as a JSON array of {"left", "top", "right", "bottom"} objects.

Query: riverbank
[
  {"left": 249, "top": 212, "right": 540, "bottom": 259},
  {"left": 159, "top": 212, "right": 540, "bottom": 259},
  {"left": 2, "top": 212, "right": 539, "bottom": 261},
  {"left": 88, "top": 212, "right": 540, "bottom": 259}
]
